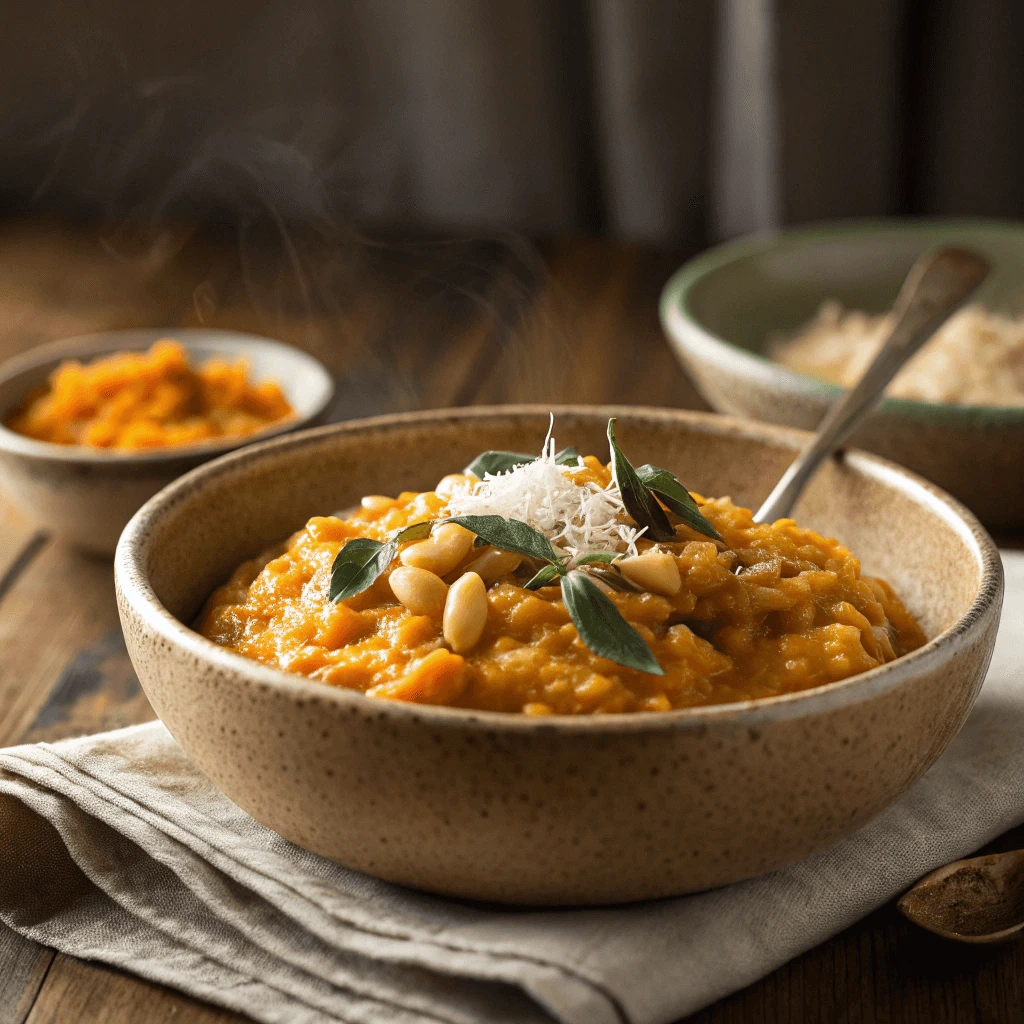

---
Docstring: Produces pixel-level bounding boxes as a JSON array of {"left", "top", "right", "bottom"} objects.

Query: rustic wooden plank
[
  {"left": 18, "top": 630, "right": 152, "bottom": 746},
  {"left": 0, "top": 518, "right": 63, "bottom": 1024},
  {"left": 0, "top": 221, "right": 197, "bottom": 363},
  {"left": 469, "top": 238, "right": 704, "bottom": 409},
  {"left": 529, "top": 240, "right": 695, "bottom": 408},
  {"left": 0, "top": 500, "right": 43, "bottom": 591},
  {"left": 22, "top": 955, "right": 245, "bottom": 1024},
  {"left": 0, "top": 531, "right": 46, "bottom": 609},
  {"left": 469, "top": 237, "right": 642, "bottom": 406},
  {"left": 0, "top": 926, "right": 53, "bottom": 1024},
  {"left": 0, "top": 542, "right": 124, "bottom": 748},
  {"left": 0, "top": 219, "right": 390, "bottom": 380}
]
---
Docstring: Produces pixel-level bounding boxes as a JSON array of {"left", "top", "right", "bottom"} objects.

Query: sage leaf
[
  {"left": 635, "top": 465, "right": 722, "bottom": 541},
  {"left": 331, "top": 521, "right": 436, "bottom": 602},
  {"left": 330, "top": 538, "right": 393, "bottom": 602},
  {"left": 584, "top": 566, "right": 640, "bottom": 592},
  {"left": 606, "top": 418, "right": 675, "bottom": 542},
  {"left": 524, "top": 564, "right": 563, "bottom": 590},
  {"left": 444, "top": 515, "right": 561, "bottom": 563},
  {"left": 393, "top": 521, "right": 434, "bottom": 544},
  {"left": 574, "top": 552, "right": 622, "bottom": 565},
  {"left": 464, "top": 450, "right": 537, "bottom": 477},
  {"left": 464, "top": 446, "right": 580, "bottom": 477},
  {"left": 560, "top": 570, "right": 664, "bottom": 675}
]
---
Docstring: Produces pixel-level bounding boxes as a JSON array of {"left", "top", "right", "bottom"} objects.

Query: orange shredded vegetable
[{"left": 5, "top": 340, "right": 294, "bottom": 450}]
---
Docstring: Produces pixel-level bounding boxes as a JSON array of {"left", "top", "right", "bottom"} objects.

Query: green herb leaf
[
  {"left": 574, "top": 552, "right": 622, "bottom": 565},
  {"left": 583, "top": 566, "right": 640, "bottom": 592},
  {"left": 463, "top": 451, "right": 536, "bottom": 477},
  {"left": 464, "top": 446, "right": 580, "bottom": 477},
  {"left": 606, "top": 419, "right": 675, "bottom": 542},
  {"left": 330, "top": 538, "right": 393, "bottom": 602},
  {"left": 560, "top": 570, "right": 664, "bottom": 675},
  {"left": 444, "top": 515, "right": 561, "bottom": 563},
  {"left": 392, "top": 521, "right": 434, "bottom": 544},
  {"left": 331, "top": 521, "right": 436, "bottom": 602},
  {"left": 524, "top": 564, "right": 563, "bottom": 589},
  {"left": 635, "top": 465, "right": 722, "bottom": 541}
]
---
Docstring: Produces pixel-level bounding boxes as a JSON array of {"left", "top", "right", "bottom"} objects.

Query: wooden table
[{"left": 1, "top": 220, "right": 1022, "bottom": 1024}]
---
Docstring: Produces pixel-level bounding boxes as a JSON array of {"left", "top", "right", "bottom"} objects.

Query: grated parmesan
[
  {"left": 771, "top": 300, "right": 1024, "bottom": 406},
  {"left": 444, "top": 431, "right": 646, "bottom": 564}
]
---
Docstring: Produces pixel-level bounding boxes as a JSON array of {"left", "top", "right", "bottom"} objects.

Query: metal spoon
[
  {"left": 898, "top": 850, "right": 1024, "bottom": 943},
  {"left": 753, "top": 246, "right": 991, "bottom": 524},
  {"left": 752, "top": 246, "right": 1001, "bottom": 941}
]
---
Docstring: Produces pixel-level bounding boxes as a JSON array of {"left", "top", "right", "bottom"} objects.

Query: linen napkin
[{"left": 1, "top": 552, "right": 1022, "bottom": 1024}]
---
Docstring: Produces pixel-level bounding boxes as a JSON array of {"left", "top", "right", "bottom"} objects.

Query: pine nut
[
  {"left": 435, "top": 473, "right": 476, "bottom": 498},
  {"left": 617, "top": 551, "right": 682, "bottom": 596},
  {"left": 388, "top": 566, "right": 448, "bottom": 616},
  {"left": 360, "top": 495, "right": 395, "bottom": 512},
  {"left": 399, "top": 522, "right": 475, "bottom": 575},
  {"left": 443, "top": 571, "right": 488, "bottom": 653},
  {"left": 465, "top": 548, "right": 522, "bottom": 583}
]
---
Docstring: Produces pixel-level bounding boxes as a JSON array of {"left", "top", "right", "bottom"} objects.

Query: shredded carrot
[{"left": 6, "top": 340, "right": 294, "bottom": 450}]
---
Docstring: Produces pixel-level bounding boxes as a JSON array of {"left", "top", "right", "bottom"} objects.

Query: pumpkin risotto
[
  {"left": 199, "top": 427, "right": 925, "bottom": 715},
  {"left": 5, "top": 339, "right": 293, "bottom": 449}
]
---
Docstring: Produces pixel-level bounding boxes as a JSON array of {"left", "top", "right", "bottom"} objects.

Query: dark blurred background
[
  {"left": 1, "top": 0, "right": 1021, "bottom": 247},
  {"left": 0, "top": 0, "right": 1020, "bottom": 417}
]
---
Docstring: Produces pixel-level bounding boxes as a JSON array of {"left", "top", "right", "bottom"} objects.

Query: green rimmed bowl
[{"left": 660, "top": 219, "right": 1024, "bottom": 528}]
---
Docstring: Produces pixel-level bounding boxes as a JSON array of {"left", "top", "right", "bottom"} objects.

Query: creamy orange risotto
[
  {"left": 6, "top": 340, "right": 293, "bottom": 450},
  {"left": 199, "top": 425, "right": 925, "bottom": 715}
]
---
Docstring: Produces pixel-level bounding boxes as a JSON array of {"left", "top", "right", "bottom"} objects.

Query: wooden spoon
[
  {"left": 898, "top": 851, "right": 1024, "bottom": 943},
  {"left": 753, "top": 246, "right": 990, "bottom": 524}
]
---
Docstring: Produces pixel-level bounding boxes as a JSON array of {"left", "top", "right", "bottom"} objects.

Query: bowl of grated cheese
[{"left": 661, "top": 218, "right": 1024, "bottom": 527}]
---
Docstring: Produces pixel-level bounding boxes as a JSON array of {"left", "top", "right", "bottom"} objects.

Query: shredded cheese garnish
[{"left": 444, "top": 435, "right": 646, "bottom": 564}]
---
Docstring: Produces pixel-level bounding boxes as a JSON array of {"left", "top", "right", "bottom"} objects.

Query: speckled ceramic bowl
[
  {"left": 0, "top": 329, "right": 334, "bottom": 554},
  {"left": 660, "top": 219, "right": 1024, "bottom": 528},
  {"left": 115, "top": 406, "right": 1003, "bottom": 906}
]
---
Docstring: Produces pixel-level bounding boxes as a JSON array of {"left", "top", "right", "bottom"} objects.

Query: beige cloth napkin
[{"left": 1, "top": 552, "right": 1022, "bottom": 1024}]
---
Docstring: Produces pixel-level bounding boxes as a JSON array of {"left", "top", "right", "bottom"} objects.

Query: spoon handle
[{"left": 753, "top": 247, "right": 991, "bottom": 525}]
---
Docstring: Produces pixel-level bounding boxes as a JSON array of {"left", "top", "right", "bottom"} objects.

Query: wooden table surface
[{"left": 0, "top": 220, "right": 1022, "bottom": 1024}]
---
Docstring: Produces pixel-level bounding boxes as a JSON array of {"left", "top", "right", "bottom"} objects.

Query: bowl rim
[
  {"left": 660, "top": 216, "right": 1024, "bottom": 425},
  {"left": 115, "top": 404, "right": 1005, "bottom": 734},
  {"left": 0, "top": 327, "right": 336, "bottom": 464}
]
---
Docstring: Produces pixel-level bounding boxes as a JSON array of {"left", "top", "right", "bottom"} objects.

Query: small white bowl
[{"left": 0, "top": 328, "right": 334, "bottom": 554}]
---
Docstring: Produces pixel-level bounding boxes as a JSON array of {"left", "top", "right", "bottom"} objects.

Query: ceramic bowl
[
  {"left": 660, "top": 219, "right": 1024, "bottom": 528},
  {"left": 115, "top": 406, "right": 1003, "bottom": 906},
  {"left": 0, "top": 328, "right": 334, "bottom": 554}
]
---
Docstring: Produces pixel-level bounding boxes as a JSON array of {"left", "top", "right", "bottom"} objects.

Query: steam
[{"left": 0, "top": 13, "right": 576, "bottom": 415}]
